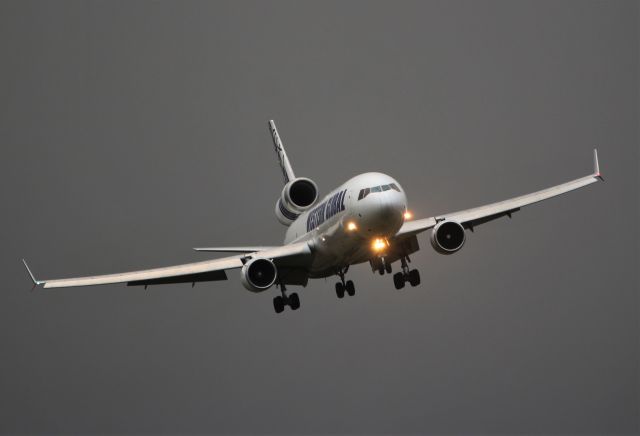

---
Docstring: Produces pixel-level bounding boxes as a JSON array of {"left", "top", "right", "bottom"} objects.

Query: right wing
[
  {"left": 23, "top": 242, "right": 311, "bottom": 289},
  {"left": 396, "top": 149, "right": 603, "bottom": 238}
]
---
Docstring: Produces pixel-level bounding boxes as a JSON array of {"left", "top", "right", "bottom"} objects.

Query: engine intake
[
  {"left": 431, "top": 220, "right": 466, "bottom": 254},
  {"left": 240, "top": 258, "right": 278, "bottom": 292},
  {"left": 275, "top": 177, "right": 319, "bottom": 225}
]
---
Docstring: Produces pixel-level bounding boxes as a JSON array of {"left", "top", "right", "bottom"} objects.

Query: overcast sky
[{"left": 0, "top": 1, "right": 638, "bottom": 434}]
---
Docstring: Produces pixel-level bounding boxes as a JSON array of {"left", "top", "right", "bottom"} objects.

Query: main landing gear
[
  {"left": 273, "top": 283, "right": 300, "bottom": 314},
  {"left": 393, "top": 256, "right": 421, "bottom": 290},
  {"left": 335, "top": 267, "right": 355, "bottom": 299}
]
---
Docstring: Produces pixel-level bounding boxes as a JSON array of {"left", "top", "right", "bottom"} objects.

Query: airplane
[{"left": 23, "top": 121, "right": 603, "bottom": 313}]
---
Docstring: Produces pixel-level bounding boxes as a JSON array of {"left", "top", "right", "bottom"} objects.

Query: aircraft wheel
[
  {"left": 385, "top": 262, "right": 392, "bottom": 274},
  {"left": 289, "top": 293, "right": 300, "bottom": 310},
  {"left": 335, "top": 282, "right": 345, "bottom": 299},
  {"left": 378, "top": 264, "right": 385, "bottom": 275},
  {"left": 273, "top": 296, "right": 285, "bottom": 313},
  {"left": 408, "top": 269, "right": 421, "bottom": 287},
  {"left": 345, "top": 280, "right": 355, "bottom": 296},
  {"left": 393, "top": 272, "right": 405, "bottom": 290}
]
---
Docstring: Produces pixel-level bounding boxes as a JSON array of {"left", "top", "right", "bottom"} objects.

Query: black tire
[
  {"left": 378, "top": 265, "right": 385, "bottom": 275},
  {"left": 393, "top": 272, "right": 405, "bottom": 290},
  {"left": 408, "top": 269, "right": 421, "bottom": 287},
  {"left": 335, "top": 282, "right": 345, "bottom": 299},
  {"left": 385, "top": 262, "right": 392, "bottom": 274},
  {"left": 289, "top": 293, "right": 300, "bottom": 310},
  {"left": 273, "top": 296, "right": 285, "bottom": 313},
  {"left": 345, "top": 280, "right": 355, "bottom": 296}
]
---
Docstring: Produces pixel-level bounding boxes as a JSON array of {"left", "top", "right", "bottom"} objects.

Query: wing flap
[{"left": 127, "top": 270, "right": 228, "bottom": 287}]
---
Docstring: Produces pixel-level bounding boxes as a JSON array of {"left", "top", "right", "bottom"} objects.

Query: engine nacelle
[
  {"left": 430, "top": 220, "right": 466, "bottom": 255},
  {"left": 275, "top": 177, "right": 319, "bottom": 225},
  {"left": 240, "top": 258, "right": 278, "bottom": 292}
]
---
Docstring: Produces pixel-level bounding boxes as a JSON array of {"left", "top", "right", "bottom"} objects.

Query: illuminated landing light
[
  {"left": 404, "top": 210, "right": 413, "bottom": 220},
  {"left": 346, "top": 221, "right": 358, "bottom": 231},
  {"left": 371, "top": 238, "right": 388, "bottom": 252}
]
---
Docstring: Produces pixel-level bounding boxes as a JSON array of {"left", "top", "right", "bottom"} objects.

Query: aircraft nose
[
  {"left": 379, "top": 199, "right": 402, "bottom": 221},
  {"left": 381, "top": 192, "right": 405, "bottom": 220},
  {"left": 356, "top": 190, "right": 405, "bottom": 236}
]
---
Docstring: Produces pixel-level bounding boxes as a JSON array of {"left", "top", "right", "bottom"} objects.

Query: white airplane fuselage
[{"left": 285, "top": 172, "right": 407, "bottom": 277}]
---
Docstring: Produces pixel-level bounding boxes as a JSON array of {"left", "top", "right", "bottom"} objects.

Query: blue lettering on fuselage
[{"left": 306, "top": 189, "right": 347, "bottom": 232}]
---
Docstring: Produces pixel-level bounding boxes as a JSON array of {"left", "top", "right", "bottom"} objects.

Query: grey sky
[{"left": 0, "top": 1, "right": 638, "bottom": 434}]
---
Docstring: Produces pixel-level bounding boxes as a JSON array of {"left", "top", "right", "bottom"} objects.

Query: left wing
[
  {"left": 23, "top": 242, "right": 311, "bottom": 289},
  {"left": 396, "top": 149, "right": 603, "bottom": 238}
]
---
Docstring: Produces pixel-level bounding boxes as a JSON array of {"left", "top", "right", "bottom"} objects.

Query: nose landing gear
[
  {"left": 273, "top": 283, "right": 300, "bottom": 313},
  {"left": 372, "top": 256, "right": 393, "bottom": 275},
  {"left": 393, "top": 256, "right": 421, "bottom": 290},
  {"left": 335, "top": 267, "right": 355, "bottom": 298}
]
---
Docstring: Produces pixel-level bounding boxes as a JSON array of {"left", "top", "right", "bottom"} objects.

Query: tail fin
[{"left": 269, "top": 120, "right": 296, "bottom": 184}]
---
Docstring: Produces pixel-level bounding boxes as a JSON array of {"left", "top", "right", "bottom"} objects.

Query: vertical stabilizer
[{"left": 269, "top": 120, "right": 296, "bottom": 184}]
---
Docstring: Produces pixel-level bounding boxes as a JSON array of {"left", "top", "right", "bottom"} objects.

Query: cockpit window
[
  {"left": 357, "top": 187, "right": 371, "bottom": 200},
  {"left": 357, "top": 183, "right": 400, "bottom": 200}
]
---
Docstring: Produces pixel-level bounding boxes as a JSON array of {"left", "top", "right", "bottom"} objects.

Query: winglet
[
  {"left": 22, "top": 259, "right": 43, "bottom": 288},
  {"left": 593, "top": 149, "right": 603, "bottom": 180}
]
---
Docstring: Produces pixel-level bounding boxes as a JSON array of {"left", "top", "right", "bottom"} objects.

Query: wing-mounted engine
[
  {"left": 240, "top": 258, "right": 278, "bottom": 292},
  {"left": 275, "top": 177, "right": 319, "bottom": 225},
  {"left": 430, "top": 220, "right": 466, "bottom": 254}
]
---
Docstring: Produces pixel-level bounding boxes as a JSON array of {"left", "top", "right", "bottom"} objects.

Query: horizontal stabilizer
[{"left": 193, "top": 246, "right": 277, "bottom": 253}]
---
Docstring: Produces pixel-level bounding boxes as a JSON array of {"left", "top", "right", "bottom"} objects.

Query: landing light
[
  {"left": 372, "top": 238, "right": 387, "bottom": 252},
  {"left": 346, "top": 221, "right": 358, "bottom": 231},
  {"left": 404, "top": 211, "right": 413, "bottom": 220}
]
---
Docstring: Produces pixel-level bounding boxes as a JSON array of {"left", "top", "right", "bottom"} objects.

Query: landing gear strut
[
  {"left": 393, "top": 256, "right": 421, "bottom": 290},
  {"left": 372, "top": 256, "right": 393, "bottom": 275},
  {"left": 335, "top": 267, "right": 355, "bottom": 298},
  {"left": 273, "top": 283, "right": 300, "bottom": 313}
]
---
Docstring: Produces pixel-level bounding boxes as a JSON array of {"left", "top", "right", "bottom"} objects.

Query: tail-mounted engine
[
  {"left": 240, "top": 258, "right": 278, "bottom": 292},
  {"left": 275, "top": 177, "right": 319, "bottom": 225},
  {"left": 430, "top": 220, "right": 466, "bottom": 254}
]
